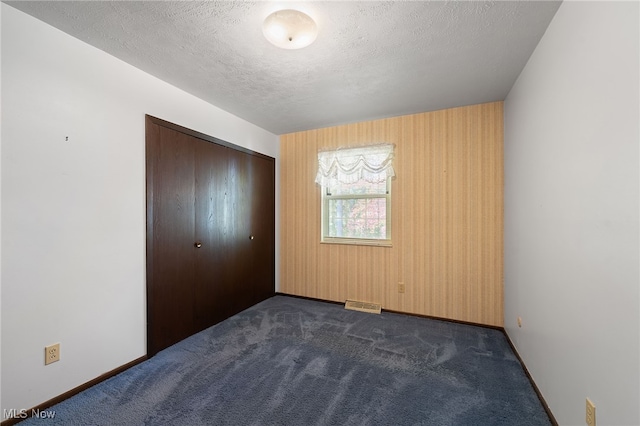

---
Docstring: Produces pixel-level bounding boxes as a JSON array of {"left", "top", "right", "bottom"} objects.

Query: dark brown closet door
[
  {"left": 228, "top": 146, "right": 257, "bottom": 315},
  {"left": 248, "top": 154, "right": 276, "bottom": 306},
  {"left": 146, "top": 122, "right": 197, "bottom": 354},
  {"left": 146, "top": 115, "right": 275, "bottom": 357},
  {"left": 222, "top": 150, "right": 275, "bottom": 315},
  {"left": 193, "top": 138, "right": 230, "bottom": 330},
  {"left": 223, "top": 149, "right": 252, "bottom": 316}
]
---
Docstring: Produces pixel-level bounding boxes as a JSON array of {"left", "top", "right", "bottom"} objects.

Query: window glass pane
[
  {"left": 327, "top": 198, "right": 387, "bottom": 239},
  {"left": 329, "top": 179, "right": 386, "bottom": 196}
]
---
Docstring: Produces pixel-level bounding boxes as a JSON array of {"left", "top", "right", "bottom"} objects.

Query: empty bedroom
[{"left": 1, "top": 1, "right": 638, "bottom": 425}]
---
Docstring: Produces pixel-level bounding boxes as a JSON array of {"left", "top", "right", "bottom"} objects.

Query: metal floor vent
[{"left": 345, "top": 300, "right": 381, "bottom": 314}]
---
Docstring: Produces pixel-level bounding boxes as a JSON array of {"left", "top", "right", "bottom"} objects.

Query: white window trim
[{"left": 320, "top": 177, "right": 392, "bottom": 247}]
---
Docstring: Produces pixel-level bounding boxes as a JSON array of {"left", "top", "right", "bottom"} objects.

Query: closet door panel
[
  {"left": 194, "top": 138, "right": 230, "bottom": 330},
  {"left": 147, "top": 124, "right": 196, "bottom": 354},
  {"left": 225, "top": 148, "right": 254, "bottom": 315},
  {"left": 248, "top": 154, "right": 276, "bottom": 305}
]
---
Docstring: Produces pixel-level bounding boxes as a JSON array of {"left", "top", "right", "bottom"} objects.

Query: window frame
[{"left": 320, "top": 177, "right": 392, "bottom": 247}]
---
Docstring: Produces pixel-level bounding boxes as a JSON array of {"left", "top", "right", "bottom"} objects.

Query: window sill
[{"left": 320, "top": 238, "right": 392, "bottom": 248}]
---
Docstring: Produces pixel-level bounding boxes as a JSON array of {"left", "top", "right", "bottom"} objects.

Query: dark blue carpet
[{"left": 21, "top": 295, "right": 551, "bottom": 425}]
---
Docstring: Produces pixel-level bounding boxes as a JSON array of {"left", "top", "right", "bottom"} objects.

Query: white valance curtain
[{"left": 315, "top": 143, "right": 395, "bottom": 187}]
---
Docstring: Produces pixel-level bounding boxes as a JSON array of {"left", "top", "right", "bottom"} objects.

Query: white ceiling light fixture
[{"left": 263, "top": 9, "right": 318, "bottom": 50}]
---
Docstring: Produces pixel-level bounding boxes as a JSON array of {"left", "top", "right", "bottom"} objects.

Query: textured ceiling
[{"left": 5, "top": 1, "right": 562, "bottom": 135}]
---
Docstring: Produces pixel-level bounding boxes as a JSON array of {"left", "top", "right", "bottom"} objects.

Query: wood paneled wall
[{"left": 280, "top": 102, "right": 504, "bottom": 326}]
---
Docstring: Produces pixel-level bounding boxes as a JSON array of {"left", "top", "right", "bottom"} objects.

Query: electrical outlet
[
  {"left": 45, "top": 343, "right": 60, "bottom": 365},
  {"left": 398, "top": 282, "right": 405, "bottom": 293},
  {"left": 517, "top": 317, "right": 522, "bottom": 328},
  {"left": 586, "top": 398, "right": 596, "bottom": 426}
]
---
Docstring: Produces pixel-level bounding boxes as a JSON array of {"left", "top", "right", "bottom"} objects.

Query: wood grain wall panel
[{"left": 280, "top": 102, "right": 504, "bottom": 326}]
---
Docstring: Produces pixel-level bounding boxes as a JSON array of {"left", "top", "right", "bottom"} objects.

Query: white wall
[
  {"left": 0, "top": 2, "right": 3, "bottom": 414},
  {"left": 0, "top": 4, "right": 279, "bottom": 415},
  {"left": 504, "top": 2, "right": 639, "bottom": 426}
]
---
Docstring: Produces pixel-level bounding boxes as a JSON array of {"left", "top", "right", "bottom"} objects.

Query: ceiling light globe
[{"left": 263, "top": 9, "right": 317, "bottom": 50}]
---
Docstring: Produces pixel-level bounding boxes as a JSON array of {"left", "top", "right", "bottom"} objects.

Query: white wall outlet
[{"left": 45, "top": 343, "right": 60, "bottom": 365}]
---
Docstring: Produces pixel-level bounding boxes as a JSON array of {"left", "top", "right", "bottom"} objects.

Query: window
[{"left": 316, "top": 144, "right": 395, "bottom": 246}]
